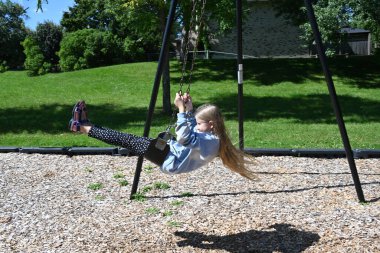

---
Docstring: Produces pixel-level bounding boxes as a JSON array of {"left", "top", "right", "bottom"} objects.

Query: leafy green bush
[
  {"left": 58, "top": 29, "right": 123, "bottom": 71},
  {"left": 22, "top": 37, "right": 45, "bottom": 76},
  {"left": 0, "top": 61, "right": 9, "bottom": 73},
  {"left": 123, "top": 37, "right": 145, "bottom": 62},
  {"left": 58, "top": 30, "right": 90, "bottom": 71},
  {"left": 38, "top": 62, "right": 53, "bottom": 75}
]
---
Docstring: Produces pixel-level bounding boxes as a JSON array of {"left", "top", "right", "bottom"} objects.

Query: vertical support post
[
  {"left": 236, "top": 0, "right": 244, "bottom": 150},
  {"left": 130, "top": 0, "right": 178, "bottom": 199},
  {"left": 304, "top": 0, "right": 365, "bottom": 202}
]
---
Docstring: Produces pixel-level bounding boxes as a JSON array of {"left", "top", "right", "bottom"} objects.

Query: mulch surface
[{"left": 0, "top": 153, "right": 379, "bottom": 252}]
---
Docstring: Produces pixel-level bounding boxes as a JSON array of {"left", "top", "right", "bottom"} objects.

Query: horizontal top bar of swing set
[
  {"left": 183, "top": 50, "right": 258, "bottom": 59},
  {"left": 1, "top": 146, "right": 380, "bottom": 159}
]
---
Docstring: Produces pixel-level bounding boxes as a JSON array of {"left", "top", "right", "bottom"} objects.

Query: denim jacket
[{"left": 160, "top": 112, "right": 220, "bottom": 174}]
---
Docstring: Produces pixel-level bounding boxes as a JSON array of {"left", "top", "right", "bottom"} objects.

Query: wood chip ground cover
[{"left": 0, "top": 153, "right": 379, "bottom": 252}]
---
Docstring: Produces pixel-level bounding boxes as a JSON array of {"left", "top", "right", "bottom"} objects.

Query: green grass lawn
[{"left": 0, "top": 57, "right": 379, "bottom": 149}]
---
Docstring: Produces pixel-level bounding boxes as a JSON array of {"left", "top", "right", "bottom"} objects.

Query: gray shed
[{"left": 340, "top": 28, "right": 371, "bottom": 55}]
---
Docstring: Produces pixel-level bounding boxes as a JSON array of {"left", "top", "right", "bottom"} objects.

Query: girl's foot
[
  {"left": 69, "top": 100, "right": 91, "bottom": 133},
  {"left": 69, "top": 119, "right": 81, "bottom": 132},
  {"left": 71, "top": 101, "right": 82, "bottom": 122},
  {"left": 79, "top": 100, "right": 90, "bottom": 124}
]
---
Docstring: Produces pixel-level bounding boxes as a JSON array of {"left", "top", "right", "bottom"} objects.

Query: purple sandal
[
  {"left": 68, "top": 119, "right": 81, "bottom": 132},
  {"left": 69, "top": 100, "right": 90, "bottom": 132}
]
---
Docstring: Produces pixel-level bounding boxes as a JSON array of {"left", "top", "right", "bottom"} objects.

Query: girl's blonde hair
[{"left": 195, "top": 104, "right": 256, "bottom": 179}]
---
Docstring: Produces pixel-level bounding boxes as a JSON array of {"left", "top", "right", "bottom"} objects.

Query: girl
[{"left": 69, "top": 93, "right": 255, "bottom": 179}]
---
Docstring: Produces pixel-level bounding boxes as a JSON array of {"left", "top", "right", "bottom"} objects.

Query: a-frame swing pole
[
  {"left": 130, "top": 0, "right": 179, "bottom": 199},
  {"left": 304, "top": 0, "right": 365, "bottom": 202},
  {"left": 236, "top": 0, "right": 244, "bottom": 150}
]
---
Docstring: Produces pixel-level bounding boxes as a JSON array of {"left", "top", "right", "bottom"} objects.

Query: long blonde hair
[{"left": 195, "top": 104, "right": 256, "bottom": 179}]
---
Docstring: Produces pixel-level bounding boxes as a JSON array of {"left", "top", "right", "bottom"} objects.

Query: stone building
[
  {"left": 175, "top": 0, "right": 372, "bottom": 59},
  {"left": 209, "top": 0, "right": 309, "bottom": 58}
]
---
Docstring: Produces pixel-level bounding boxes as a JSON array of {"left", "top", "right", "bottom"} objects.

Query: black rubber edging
[
  {"left": 0, "top": 147, "right": 379, "bottom": 158},
  {"left": 244, "top": 148, "right": 380, "bottom": 159},
  {"left": 0, "top": 147, "right": 130, "bottom": 156}
]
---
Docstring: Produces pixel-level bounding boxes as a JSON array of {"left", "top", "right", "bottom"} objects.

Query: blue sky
[{"left": 14, "top": 0, "right": 75, "bottom": 30}]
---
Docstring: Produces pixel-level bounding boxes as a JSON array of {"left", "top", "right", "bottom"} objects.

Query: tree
[
  {"left": 61, "top": 0, "right": 117, "bottom": 33},
  {"left": 35, "top": 22, "right": 63, "bottom": 67},
  {"left": 37, "top": 0, "right": 244, "bottom": 114},
  {"left": 121, "top": 0, "right": 173, "bottom": 114},
  {"left": 348, "top": 0, "right": 380, "bottom": 51},
  {"left": 20, "top": 22, "right": 63, "bottom": 75},
  {"left": 36, "top": 0, "right": 47, "bottom": 12},
  {"left": 121, "top": 0, "right": 243, "bottom": 114},
  {"left": 60, "top": 0, "right": 162, "bottom": 56},
  {"left": 0, "top": 0, "right": 28, "bottom": 69},
  {"left": 269, "top": 0, "right": 380, "bottom": 55}
]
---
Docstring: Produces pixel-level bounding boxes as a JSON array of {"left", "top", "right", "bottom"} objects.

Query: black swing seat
[{"left": 143, "top": 133, "right": 171, "bottom": 166}]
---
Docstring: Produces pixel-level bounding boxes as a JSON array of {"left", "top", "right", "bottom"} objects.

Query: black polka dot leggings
[{"left": 88, "top": 126, "right": 152, "bottom": 156}]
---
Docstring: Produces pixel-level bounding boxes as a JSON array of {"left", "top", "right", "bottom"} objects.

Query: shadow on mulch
[
  {"left": 147, "top": 181, "right": 380, "bottom": 200},
  {"left": 175, "top": 223, "right": 320, "bottom": 253},
  {"left": 368, "top": 197, "right": 380, "bottom": 203}
]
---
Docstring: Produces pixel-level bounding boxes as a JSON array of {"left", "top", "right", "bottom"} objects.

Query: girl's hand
[
  {"left": 183, "top": 92, "right": 193, "bottom": 112},
  {"left": 174, "top": 92, "right": 185, "bottom": 113}
]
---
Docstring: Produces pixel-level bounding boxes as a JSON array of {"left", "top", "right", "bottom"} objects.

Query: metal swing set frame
[{"left": 130, "top": 0, "right": 366, "bottom": 203}]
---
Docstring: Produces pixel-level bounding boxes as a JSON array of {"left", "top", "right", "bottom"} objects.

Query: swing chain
[
  {"left": 165, "top": 0, "right": 207, "bottom": 135},
  {"left": 185, "top": 0, "right": 207, "bottom": 92},
  {"left": 178, "top": 0, "right": 207, "bottom": 95},
  {"left": 178, "top": 0, "right": 198, "bottom": 94}
]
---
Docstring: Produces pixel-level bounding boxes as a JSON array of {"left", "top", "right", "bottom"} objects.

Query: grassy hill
[{"left": 0, "top": 57, "right": 379, "bottom": 149}]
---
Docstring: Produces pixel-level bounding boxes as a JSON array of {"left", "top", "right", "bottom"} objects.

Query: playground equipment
[{"left": 129, "top": 0, "right": 366, "bottom": 203}]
